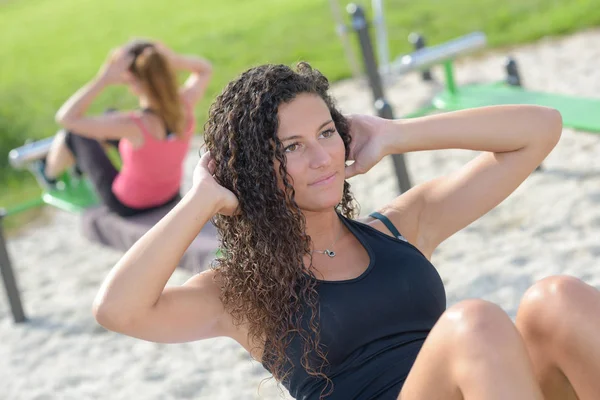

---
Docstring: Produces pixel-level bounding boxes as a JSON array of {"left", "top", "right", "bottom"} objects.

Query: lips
[{"left": 309, "top": 172, "right": 337, "bottom": 186}]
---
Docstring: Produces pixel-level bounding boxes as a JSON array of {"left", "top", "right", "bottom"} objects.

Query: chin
[{"left": 297, "top": 192, "right": 344, "bottom": 213}]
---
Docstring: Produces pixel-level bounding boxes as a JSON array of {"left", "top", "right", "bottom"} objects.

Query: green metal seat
[
  {"left": 433, "top": 82, "right": 600, "bottom": 133},
  {"left": 42, "top": 173, "right": 99, "bottom": 213},
  {"left": 39, "top": 145, "right": 120, "bottom": 213}
]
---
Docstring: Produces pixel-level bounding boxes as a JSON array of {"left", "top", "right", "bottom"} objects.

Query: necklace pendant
[{"left": 324, "top": 249, "right": 336, "bottom": 258}]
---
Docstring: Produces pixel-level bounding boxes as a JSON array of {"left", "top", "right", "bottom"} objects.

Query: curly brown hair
[{"left": 203, "top": 62, "right": 358, "bottom": 397}]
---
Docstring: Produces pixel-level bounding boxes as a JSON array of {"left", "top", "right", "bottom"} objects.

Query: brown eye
[
  {"left": 320, "top": 128, "right": 336, "bottom": 138},
  {"left": 285, "top": 143, "right": 299, "bottom": 153}
]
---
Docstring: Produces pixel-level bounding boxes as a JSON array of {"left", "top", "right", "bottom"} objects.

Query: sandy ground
[{"left": 1, "top": 29, "right": 600, "bottom": 399}]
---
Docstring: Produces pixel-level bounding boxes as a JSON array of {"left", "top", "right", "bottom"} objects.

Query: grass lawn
[{"left": 1, "top": 0, "right": 599, "bottom": 225}]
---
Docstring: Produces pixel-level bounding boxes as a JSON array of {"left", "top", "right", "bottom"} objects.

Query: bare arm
[
  {"left": 55, "top": 49, "right": 139, "bottom": 140},
  {"left": 156, "top": 43, "right": 213, "bottom": 106},
  {"left": 93, "top": 153, "right": 239, "bottom": 343},
  {"left": 348, "top": 105, "right": 562, "bottom": 258},
  {"left": 389, "top": 105, "right": 562, "bottom": 256}
]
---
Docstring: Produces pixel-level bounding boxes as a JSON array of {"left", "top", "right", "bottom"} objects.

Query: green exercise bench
[
  {"left": 434, "top": 81, "right": 600, "bottom": 133},
  {"left": 347, "top": 4, "right": 600, "bottom": 194},
  {"left": 384, "top": 31, "right": 600, "bottom": 134}
]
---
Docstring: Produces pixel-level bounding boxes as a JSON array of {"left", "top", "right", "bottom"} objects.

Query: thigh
[
  {"left": 516, "top": 276, "right": 597, "bottom": 400},
  {"left": 397, "top": 314, "right": 461, "bottom": 400},
  {"left": 398, "top": 300, "right": 543, "bottom": 400},
  {"left": 64, "top": 132, "right": 119, "bottom": 205}
]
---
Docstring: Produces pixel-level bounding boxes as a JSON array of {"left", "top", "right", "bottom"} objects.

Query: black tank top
[{"left": 262, "top": 213, "right": 446, "bottom": 399}]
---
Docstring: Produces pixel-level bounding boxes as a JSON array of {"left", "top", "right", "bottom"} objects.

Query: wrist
[
  {"left": 155, "top": 42, "right": 175, "bottom": 58},
  {"left": 381, "top": 118, "right": 402, "bottom": 156},
  {"left": 183, "top": 185, "right": 223, "bottom": 215},
  {"left": 93, "top": 74, "right": 112, "bottom": 87},
  {"left": 158, "top": 47, "right": 182, "bottom": 68}
]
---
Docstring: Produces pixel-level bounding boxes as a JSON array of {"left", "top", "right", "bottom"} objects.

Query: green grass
[{"left": 1, "top": 0, "right": 600, "bottom": 222}]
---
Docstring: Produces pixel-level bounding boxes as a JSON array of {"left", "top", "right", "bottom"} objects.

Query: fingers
[
  {"left": 344, "top": 115, "right": 355, "bottom": 132},
  {"left": 344, "top": 162, "right": 359, "bottom": 179},
  {"left": 199, "top": 150, "right": 216, "bottom": 174},
  {"left": 120, "top": 52, "right": 135, "bottom": 66},
  {"left": 110, "top": 46, "right": 133, "bottom": 61},
  {"left": 111, "top": 47, "right": 126, "bottom": 59},
  {"left": 346, "top": 145, "right": 356, "bottom": 161},
  {"left": 153, "top": 41, "right": 169, "bottom": 54},
  {"left": 208, "top": 159, "right": 216, "bottom": 175},
  {"left": 199, "top": 150, "right": 212, "bottom": 167}
]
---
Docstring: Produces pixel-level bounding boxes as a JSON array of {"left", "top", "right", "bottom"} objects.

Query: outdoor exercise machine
[
  {"left": 1, "top": 139, "right": 219, "bottom": 323},
  {"left": 344, "top": 3, "right": 600, "bottom": 193}
]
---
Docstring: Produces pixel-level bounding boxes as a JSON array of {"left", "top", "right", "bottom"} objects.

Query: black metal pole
[
  {"left": 347, "top": 3, "right": 412, "bottom": 193},
  {"left": 505, "top": 56, "right": 522, "bottom": 87},
  {"left": 409, "top": 33, "right": 433, "bottom": 81},
  {"left": 0, "top": 209, "right": 27, "bottom": 323}
]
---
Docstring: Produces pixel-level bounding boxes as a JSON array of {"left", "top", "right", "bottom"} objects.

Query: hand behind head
[{"left": 192, "top": 151, "right": 240, "bottom": 216}]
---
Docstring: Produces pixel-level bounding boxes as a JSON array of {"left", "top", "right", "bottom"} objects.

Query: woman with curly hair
[{"left": 93, "top": 62, "right": 600, "bottom": 399}]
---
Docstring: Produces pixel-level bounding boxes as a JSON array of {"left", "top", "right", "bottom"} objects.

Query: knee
[
  {"left": 428, "top": 300, "right": 530, "bottom": 383},
  {"left": 442, "top": 299, "right": 517, "bottom": 353},
  {"left": 517, "top": 275, "right": 589, "bottom": 342}
]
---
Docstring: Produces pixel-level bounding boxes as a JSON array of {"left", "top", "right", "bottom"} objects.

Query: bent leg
[
  {"left": 45, "top": 130, "right": 76, "bottom": 179},
  {"left": 398, "top": 299, "right": 543, "bottom": 400},
  {"left": 61, "top": 132, "right": 119, "bottom": 199},
  {"left": 517, "top": 275, "right": 600, "bottom": 400},
  {"left": 58, "top": 132, "right": 139, "bottom": 216}
]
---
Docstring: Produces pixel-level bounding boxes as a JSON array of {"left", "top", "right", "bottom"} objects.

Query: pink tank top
[{"left": 112, "top": 104, "right": 195, "bottom": 209}]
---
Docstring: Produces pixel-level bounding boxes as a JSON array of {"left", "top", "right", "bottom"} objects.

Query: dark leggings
[{"left": 63, "top": 132, "right": 180, "bottom": 217}]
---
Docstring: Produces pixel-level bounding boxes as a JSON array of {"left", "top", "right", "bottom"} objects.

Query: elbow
[
  {"left": 544, "top": 107, "right": 563, "bottom": 147},
  {"left": 54, "top": 111, "right": 65, "bottom": 126},
  {"left": 55, "top": 107, "right": 80, "bottom": 131},
  {"left": 532, "top": 106, "right": 562, "bottom": 150},
  {"left": 92, "top": 297, "right": 135, "bottom": 333},
  {"left": 92, "top": 298, "right": 118, "bottom": 330},
  {"left": 200, "top": 62, "right": 213, "bottom": 78},
  {"left": 55, "top": 109, "right": 71, "bottom": 128},
  {"left": 202, "top": 69, "right": 213, "bottom": 83}
]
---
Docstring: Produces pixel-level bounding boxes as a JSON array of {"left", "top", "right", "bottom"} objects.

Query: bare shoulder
[
  {"left": 357, "top": 186, "right": 430, "bottom": 258},
  {"left": 102, "top": 109, "right": 145, "bottom": 143},
  {"left": 134, "top": 110, "right": 169, "bottom": 140}
]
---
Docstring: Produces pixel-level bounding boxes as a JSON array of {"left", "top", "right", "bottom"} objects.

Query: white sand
[{"left": 2, "top": 29, "right": 600, "bottom": 399}]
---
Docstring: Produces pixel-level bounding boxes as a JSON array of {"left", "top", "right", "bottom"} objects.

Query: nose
[{"left": 308, "top": 143, "right": 332, "bottom": 170}]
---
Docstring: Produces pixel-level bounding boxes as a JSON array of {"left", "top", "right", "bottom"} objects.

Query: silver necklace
[{"left": 312, "top": 226, "right": 344, "bottom": 258}]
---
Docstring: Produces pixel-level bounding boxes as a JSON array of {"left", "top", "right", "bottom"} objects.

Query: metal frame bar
[
  {"left": 348, "top": 4, "right": 412, "bottom": 194},
  {"left": 372, "top": 0, "right": 390, "bottom": 75},
  {"left": 329, "top": 0, "right": 363, "bottom": 80},
  {"left": 9, "top": 136, "right": 55, "bottom": 169},
  {"left": 0, "top": 209, "right": 27, "bottom": 323},
  {"left": 387, "top": 31, "right": 486, "bottom": 77}
]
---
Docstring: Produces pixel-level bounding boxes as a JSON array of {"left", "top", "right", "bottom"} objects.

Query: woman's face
[{"left": 275, "top": 93, "right": 346, "bottom": 212}]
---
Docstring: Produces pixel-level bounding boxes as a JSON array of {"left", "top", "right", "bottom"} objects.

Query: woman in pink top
[{"left": 43, "top": 39, "right": 212, "bottom": 216}]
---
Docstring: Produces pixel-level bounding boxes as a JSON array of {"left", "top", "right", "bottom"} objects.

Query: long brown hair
[
  {"left": 204, "top": 62, "right": 357, "bottom": 398},
  {"left": 128, "top": 40, "right": 185, "bottom": 137}
]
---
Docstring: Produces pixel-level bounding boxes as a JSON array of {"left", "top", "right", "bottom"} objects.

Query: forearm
[
  {"left": 55, "top": 76, "right": 108, "bottom": 124},
  {"left": 94, "top": 188, "right": 219, "bottom": 315},
  {"left": 166, "top": 52, "right": 212, "bottom": 75},
  {"left": 385, "top": 105, "right": 562, "bottom": 155}
]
